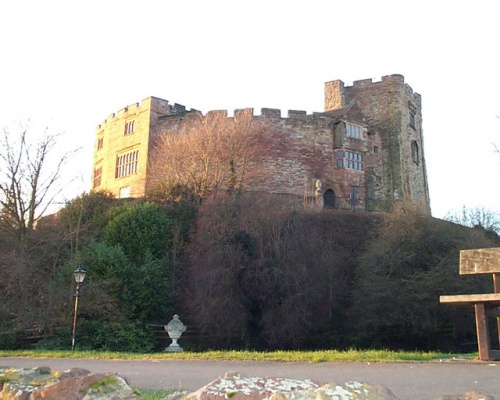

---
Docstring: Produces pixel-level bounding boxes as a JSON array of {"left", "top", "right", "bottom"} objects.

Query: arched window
[
  {"left": 411, "top": 140, "right": 419, "bottom": 165},
  {"left": 323, "top": 189, "right": 336, "bottom": 209}
]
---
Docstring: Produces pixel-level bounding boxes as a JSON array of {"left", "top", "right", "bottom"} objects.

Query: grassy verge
[
  {"left": 0, "top": 349, "right": 476, "bottom": 362},
  {"left": 133, "top": 388, "right": 184, "bottom": 399}
]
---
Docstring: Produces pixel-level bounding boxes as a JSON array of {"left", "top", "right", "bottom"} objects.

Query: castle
[{"left": 92, "top": 74, "right": 430, "bottom": 213}]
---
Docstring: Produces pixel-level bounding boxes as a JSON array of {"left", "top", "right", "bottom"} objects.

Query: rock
[
  {"left": 184, "top": 371, "right": 400, "bottom": 400},
  {"left": 1, "top": 366, "right": 60, "bottom": 400},
  {"left": 0, "top": 367, "right": 141, "bottom": 400},
  {"left": 441, "top": 392, "right": 495, "bottom": 400}
]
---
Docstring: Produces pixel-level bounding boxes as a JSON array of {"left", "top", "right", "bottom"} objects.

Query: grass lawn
[{"left": 0, "top": 349, "right": 477, "bottom": 363}]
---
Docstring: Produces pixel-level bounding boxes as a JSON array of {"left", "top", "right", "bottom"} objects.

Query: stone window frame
[
  {"left": 411, "top": 140, "right": 419, "bottom": 165},
  {"left": 336, "top": 150, "right": 364, "bottom": 171},
  {"left": 115, "top": 149, "right": 139, "bottom": 178},
  {"left": 124, "top": 120, "right": 135, "bottom": 135},
  {"left": 97, "top": 136, "right": 104, "bottom": 150},
  {"left": 346, "top": 122, "right": 361, "bottom": 139},
  {"left": 409, "top": 104, "right": 417, "bottom": 130},
  {"left": 93, "top": 165, "right": 102, "bottom": 188}
]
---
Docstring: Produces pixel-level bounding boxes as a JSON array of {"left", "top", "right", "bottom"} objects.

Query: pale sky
[{"left": 1, "top": 0, "right": 499, "bottom": 218}]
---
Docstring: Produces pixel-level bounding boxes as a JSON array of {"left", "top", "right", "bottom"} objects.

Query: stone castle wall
[
  {"left": 92, "top": 75, "right": 430, "bottom": 214},
  {"left": 149, "top": 107, "right": 376, "bottom": 210}
]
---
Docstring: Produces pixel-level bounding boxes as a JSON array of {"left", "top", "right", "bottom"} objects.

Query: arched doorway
[{"left": 323, "top": 189, "right": 336, "bottom": 209}]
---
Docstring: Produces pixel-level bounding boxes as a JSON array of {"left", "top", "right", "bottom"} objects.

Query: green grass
[
  {"left": 88, "top": 375, "right": 118, "bottom": 391},
  {"left": 83, "top": 375, "right": 127, "bottom": 396},
  {"left": 0, "top": 349, "right": 477, "bottom": 363},
  {"left": 133, "top": 388, "right": 183, "bottom": 399}
]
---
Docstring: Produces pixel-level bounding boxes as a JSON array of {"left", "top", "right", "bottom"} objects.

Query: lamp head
[{"left": 73, "top": 265, "right": 86, "bottom": 283}]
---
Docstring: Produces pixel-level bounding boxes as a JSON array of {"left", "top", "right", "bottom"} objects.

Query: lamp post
[{"left": 71, "top": 265, "right": 86, "bottom": 351}]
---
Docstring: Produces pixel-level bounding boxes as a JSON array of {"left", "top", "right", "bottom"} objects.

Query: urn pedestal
[{"left": 164, "top": 314, "right": 186, "bottom": 352}]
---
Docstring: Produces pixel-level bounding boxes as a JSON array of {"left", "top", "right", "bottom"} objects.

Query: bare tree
[
  {"left": 444, "top": 205, "right": 500, "bottom": 234},
  {"left": 0, "top": 124, "right": 70, "bottom": 249},
  {"left": 148, "top": 109, "right": 265, "bottom": 202}
]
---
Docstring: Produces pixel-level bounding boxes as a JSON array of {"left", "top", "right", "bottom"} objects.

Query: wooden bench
[{"left": 440, "top": 247, "right": 500, "bottom": 361}]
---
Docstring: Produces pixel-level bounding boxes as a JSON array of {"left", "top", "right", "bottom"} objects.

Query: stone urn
[{"left": 164, "top": 314, "right": 186, "bottom": 352}]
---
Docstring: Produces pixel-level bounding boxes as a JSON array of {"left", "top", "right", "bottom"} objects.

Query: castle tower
[
  {"left": 325, "top": 74, "right": 430, "bottom": 213},
  {"left": 91, "top": 97, "right": 186, "bottom": 198}
]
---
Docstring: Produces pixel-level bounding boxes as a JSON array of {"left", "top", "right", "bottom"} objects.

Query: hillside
[{"left": 0, "top": 192, "right": 497, "bottom": 352}]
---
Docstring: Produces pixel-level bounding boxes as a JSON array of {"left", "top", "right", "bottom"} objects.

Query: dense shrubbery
[
  {"left": 351, "top": 213, "right": 495, "bottom": 351},
  {"left": 0, "top": 192, "right": 197, "bottom": 351},
  {"left": 181, "top": 196, "right": 497, "bottom": 351},
  {"left": 0, "top": 191, "right": 498, "bottom": 352}
]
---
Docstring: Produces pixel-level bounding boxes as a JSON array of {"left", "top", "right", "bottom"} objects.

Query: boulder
[
  {"left": 184, "top": 372, "right": 400, "bottom": 400},
  {"left": 0, "top": 367, "right": 140, "bottom": 400},
  {"left": 441, "top": 392, "right": 495, "bottom": 400}
]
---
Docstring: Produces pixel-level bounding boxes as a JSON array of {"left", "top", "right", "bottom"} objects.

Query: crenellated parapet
[
  {"left": 97, "top": 97, "right": 195, "bottom": 130},
  {"left": 200, "top": 107, "right": 334, "bottom": 122},
  {"left": 325, "top": 74, "right": 421, "bottom": 112},
  {"left": 163, "top": 107, "right": 339, "bottom": 125}
]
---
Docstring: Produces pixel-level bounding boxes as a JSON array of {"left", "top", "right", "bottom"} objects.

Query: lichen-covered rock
[
  {"left": 184, "top": 372, "right": 400, "bottom": 400},
  {"left": 1, "top": 366, "right": 61, "bottom": 400},
  {"left": 441, "top": 392, "right": 495, "bottom": 400},
  {"left": 0, "top": 367, "right": 141, "bottom": 400}
]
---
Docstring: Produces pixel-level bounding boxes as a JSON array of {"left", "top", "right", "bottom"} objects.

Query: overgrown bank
[{"left": 0, "top": 192, "right": 497, "bottom": 353}]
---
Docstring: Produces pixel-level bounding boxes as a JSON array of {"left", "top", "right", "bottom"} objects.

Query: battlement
[
  {"left": 325, "top": 74, "right": 421, "bottom": 112},
  {"left": 97, "top": 97, "right": 195, "bottom": 129},
  {"left": 351, "top": 74, "right": 405, "bottom": 88},
  {"left": 350, "top": 74, "right": 420, "bottom": 103},
  {"left": 179, "top": 107, "right": 331, "bottom": 121},
  {"left": 97, "top": 95, "right": 336, "bottom": 131},
  {"left": 328, "top": 74, "right": 414, "bottom": 93}
]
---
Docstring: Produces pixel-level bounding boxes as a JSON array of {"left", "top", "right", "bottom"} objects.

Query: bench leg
[
  {"left": 494, "top": 275, "right": 500, "bottom": 349},
  {"left": 475, "top": 303, "right": 491, "bottom": 361},
  {"left": 497, "top": 314, "right": 500, "bottom": 350}
]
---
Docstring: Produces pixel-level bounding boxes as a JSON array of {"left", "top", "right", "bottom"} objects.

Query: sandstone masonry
[{"left": 92, "top": 74, "right": 430, "bottom": 214}]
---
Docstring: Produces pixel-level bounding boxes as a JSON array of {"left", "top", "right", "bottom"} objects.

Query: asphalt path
[{"left": 1, "top": 357, "right": 499, "bottom": 399}]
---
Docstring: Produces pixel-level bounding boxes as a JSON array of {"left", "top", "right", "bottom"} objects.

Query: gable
[{"left": 323, "top": 100, "right": 367, "bottom": 126}]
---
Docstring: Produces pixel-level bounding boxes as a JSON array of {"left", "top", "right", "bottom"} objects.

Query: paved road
[{"left": 1, "top": 357, "right": 498, "bottom": 399}]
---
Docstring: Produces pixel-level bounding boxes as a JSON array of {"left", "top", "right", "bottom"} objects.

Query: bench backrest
[
  {"left": 460, "top": 248, "right": 500, "bottom": 294},
  {"left": 460, "top": 247, "right": 500, "bottom": 275}
]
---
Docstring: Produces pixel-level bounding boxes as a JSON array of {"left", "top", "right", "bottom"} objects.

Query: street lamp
[{"left": 71, "top": 265, "right": 86, "bottom": 351}]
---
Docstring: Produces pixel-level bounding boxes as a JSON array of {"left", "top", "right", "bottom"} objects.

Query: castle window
[
  {"left": 336, "top": 150, "right": 343, "bottom": 168},
  {"left": 409, "top": 110, "right": 416, "bottom": 130},
  {"left": 124, "top": 120, "right": 135, "bottom": 135},
  {"left": 346, "top": 123, "right": 361, "bottom": 139},
  {"left": 97, "top": 136, "right": 104, "bottom": 150},
  {"left": 336, "top": 150, "right": 363, "bottom": 170},
  {"left": 93, "top": 166, "right": 102, "bottom": 188},
  {"left": 115, "top": 150, "right": 139, "bottom": 178},
  {"left": 373, "top": 146, "right": 379, "bottom": 154},
  {"left": 411, "top": 141, "right": 419, "bottom": 165}
]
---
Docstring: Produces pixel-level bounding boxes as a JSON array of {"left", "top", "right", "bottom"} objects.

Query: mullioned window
[
  {"left": 115, "top": 150, "right": 139, "bottom": 178},
  {"left": 336, "top": 150, "right": 363, "bottom": 171}
]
